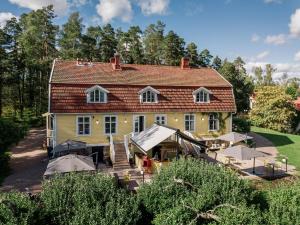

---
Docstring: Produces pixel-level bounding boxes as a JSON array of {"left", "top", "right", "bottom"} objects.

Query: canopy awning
[
  {"left": 217, "top": 132, "right": 253, "bottom": 144},
  {"left": 53, "top": 139, "right": 87, "bottom": 154},
  {"left": 222, "top": 145, "right": 267, "bottom": 161},
  {"left": 44, "top": 154, "right": 95, "bottom": 176},
  {"left": 131, "top": 124, "right": 177, "bottom": 152},
  {"left": 130, "top": 123, "right": 207, "bottom": 153}
]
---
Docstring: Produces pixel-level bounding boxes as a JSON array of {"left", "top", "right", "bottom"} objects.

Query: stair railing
[
  {"left": 124, "top": 133, "right": 131, "bottom": 162},
  {"left": 110, "top": 134, "right": 115, "bottom": 163}
]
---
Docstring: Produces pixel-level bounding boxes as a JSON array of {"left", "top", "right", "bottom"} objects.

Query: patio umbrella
[
  {"left": 217, "top": 132, "right": 253, "bottom": 145},
  {"left": 222, "top": 145, "right": 267, "bottom": 173},
  {"left": 44, "top": 154, "right": 95, "bottom": 176},
  {"left": 52, "top": 140, "right": 87, "bottom": 156}
]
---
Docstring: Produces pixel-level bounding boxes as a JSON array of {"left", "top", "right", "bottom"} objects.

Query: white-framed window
[
  {"left": 104, "top": 115, "right": 117, "bottom": 135},
  {"left": 77, "top": 116, "right": 91, "bottom": 136},
  {"left": 155, "top": 114, "right": 167, "bottom": 125},
  {"left": 138, "top": 86, "right": 160, "bottom": 103},
  {"left": 209, "top": 113, "right": 219, "bottom": 131},
  {"left": 193, "top": 87, "right": 212, "bottom": 103},
  {"left": 142, "top": 90, "right": 156, "bottom": 103},
  {"left": 196, "top": 90, "right": 209, "bottom": 103},
  {"left": 133, "top": 115, "right": 146, "bottom": 133},
  {"left": 184, "top": 114, "right": 195, "bottom": 132},
  {"left": 85, "top": 85, "right": 109, "bottom": 103}
]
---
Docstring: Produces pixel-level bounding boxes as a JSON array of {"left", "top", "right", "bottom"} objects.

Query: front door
[{"left": 133, "top": 115, "right": 145, "bottom": 134}]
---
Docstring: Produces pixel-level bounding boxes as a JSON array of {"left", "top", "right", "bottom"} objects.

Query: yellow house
[{"left": 46, "top": 55, "right": 236, "bottom": 167}]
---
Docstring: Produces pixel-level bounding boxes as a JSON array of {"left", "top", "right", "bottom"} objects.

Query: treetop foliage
[{"left": 250, "top": 86, "right": 297, "bottom": 132}]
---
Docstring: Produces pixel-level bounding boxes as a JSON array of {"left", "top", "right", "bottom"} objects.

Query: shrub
[
  {"left": 138, "top": 158, "right": 262, "bottom": 224},
  {"left": 233, "top": 117, "right": 251, "bottom": 133},
  {"left": 40, "top": 173, "right": 141, "bottom": 225},
  {"left": 263, "top": 182, "right": 300, "bottom": 225},
  {"left": 0, "top": 192, "right": 37, "bottom": 225},
  {"left": 0, "top": 118, "right": 28, "bottom": 153}
]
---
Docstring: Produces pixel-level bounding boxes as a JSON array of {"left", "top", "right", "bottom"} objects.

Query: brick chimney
[
  {"left": 180, "top": 56, "right": 190, "bottom": 69},
  {"left": 110, "top": 53, "right": 121, "bottom": 70}
]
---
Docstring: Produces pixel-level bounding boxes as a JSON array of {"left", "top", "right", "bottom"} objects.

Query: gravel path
[{"left": 0, "top": 128, "right": 48, "bottom": 193}]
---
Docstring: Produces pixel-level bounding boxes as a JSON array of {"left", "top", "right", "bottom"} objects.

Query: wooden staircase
[{"left": 113, "top": 143, "right": 131, "bottom": 170}]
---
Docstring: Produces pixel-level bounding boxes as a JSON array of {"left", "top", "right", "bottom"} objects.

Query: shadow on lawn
[{"left": 255, "top": 132, "right": 294, "bottom": 147}]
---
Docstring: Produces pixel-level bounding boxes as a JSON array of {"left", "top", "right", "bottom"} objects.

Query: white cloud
[
  {"left": 70, "top": 0, "right": 88, "bottom": 7},
  {"left": 8, "top": 0, "right": 68, "bottom": 16},
  {"left": 289, "top": 9, "right": 300, "bottom": 37},
  {"left": 246, "top": 61, "right": 300, "bottom": 79},
  {"left": 96, "top": 0, "right": 132, "bottom": 23},
  {"left": 251, "top": 33, "right": 260, "bottom": 42},
  {"left": 256, "top": 51, "right": 270, "bottom": 60},
  {"left": 0, "top": 12, "right": 17, "bottom": 27},
  {"left": 137, "top": 0, "right": 170, "bottom": 15},
  {"left": 295, "top": 51, "right": 300, "bottom": 61},
  {"left": 264, "top": 34, "right": 287, "bottom": 45}
]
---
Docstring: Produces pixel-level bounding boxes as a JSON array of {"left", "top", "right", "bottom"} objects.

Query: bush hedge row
[{"left": 0, "top": 158, "right": 299, "bottom": 225}]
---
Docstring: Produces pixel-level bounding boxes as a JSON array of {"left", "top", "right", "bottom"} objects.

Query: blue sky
[{"left": 1, "top": 0, "right": 300, "bottom": 78}]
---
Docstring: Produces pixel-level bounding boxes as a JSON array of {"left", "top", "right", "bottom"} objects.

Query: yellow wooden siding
[{"left": 54, "top": 112, "right": 232, "bottom": 145}]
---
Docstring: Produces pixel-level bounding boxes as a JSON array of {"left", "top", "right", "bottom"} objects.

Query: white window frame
[
  {"left": 85, "top": 85, "right": 109, "bottom": 103},
  {"left": 76, "top": 116, "right": 91, "bottom": 136},
  {"left": 184, "top": 114, "right": 195, "bottom": 132},
  {"left": 104, "top": 115, "right": 118, "bottom": 135},
  {"left": 208, "top": 113, "right": 219, "bottom": 131},
  {"left": 133, "top": 115, "right": 146, "bottom": 134},
  {"left": 138, "top": 86, "right": 160, "bottom": 103},
  {"left": 192, "top": 87, "right": 212, "bottom": 103},
  {"left": 155, "top": 114, "right": 167, "bottom": 125}
]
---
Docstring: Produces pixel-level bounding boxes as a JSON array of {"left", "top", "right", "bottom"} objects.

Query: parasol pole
[{"left": 253, "top": 157, "right": 256, "bottom": 174}]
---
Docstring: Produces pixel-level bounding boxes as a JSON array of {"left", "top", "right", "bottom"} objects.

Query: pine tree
[
  {"left": 199, "top": 49, "right": 213, "bottom": 67},
  {"left": 212, "top": 56, "right": 222, "bottom": 71},
  {"left": 186, "top": 42, "right": 199, "bottom": 67},
  {"left": 59, "top": 12, "right": 83, "bottom": 59},
  {"left": 127, "top": 26, "right": 144, "bottom": 64},
  {"left": 162, "top": 30, "right": 185, "bottom": 66},
  {"left": 18, "top": 5, "right": 58, "bottom": 115},
  {"left": 84, "top": 26, "right": 102, "bottom": 61},
  {"left": 99, "top": 24, "right": 117, "bottom": 62},
  {"left": 143, "top": 21, "right": 165, "bottom": 64}
]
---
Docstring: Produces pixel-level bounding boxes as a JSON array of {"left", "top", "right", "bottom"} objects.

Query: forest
[{"left": 0, "top": 5, "right": 257, "bottom": 122}]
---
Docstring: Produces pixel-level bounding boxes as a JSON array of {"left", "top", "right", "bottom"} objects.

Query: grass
[{"left": 252, "top": 126, "right": 300, "bottom": 170}]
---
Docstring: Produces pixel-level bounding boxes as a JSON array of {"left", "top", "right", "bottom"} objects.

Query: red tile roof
[
  {"left": 50, "top": 84, "right": 236, "bottom": 113},
  {"left": 51, "top": 60, "right": 232, "bottom": 87},
  {"left": 50, "top": 60, "right": 236, "bottom": 113}
]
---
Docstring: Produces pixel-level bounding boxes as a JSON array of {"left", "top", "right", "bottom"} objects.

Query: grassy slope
[{"left": 252, "top": 126, "right": 300, "bottom": 170}]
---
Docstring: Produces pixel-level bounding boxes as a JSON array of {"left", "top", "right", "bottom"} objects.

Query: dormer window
[
  {"left": 85, "top": 85, "right": 109, "bottom": 103},
  {"left": 193, "top": 87, "right": 212, "bottom": 103},
  {"left": 138, "top": 86, "right": 160, "bottom": 103}
]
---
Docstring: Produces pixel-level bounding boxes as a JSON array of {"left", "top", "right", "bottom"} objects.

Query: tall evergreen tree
[
  {"left": 59, "top": 12, "right": 83, "bottom": 59},
  {"left": 212, "top": 56, "right": 222, "bottom": 71},
  {"left": 162, "top": 30, "right": 185, "bottom": 66},
  {"left": 0, "top": 28, "right": 8, "bottom": 116},
  {"left": 219, "top": 58, "right": 254, "bottom": 112},
  {"left": 143, "top": 21, "right": 165, "bottom": 64},
  {"left": 127, "top": 26, "right": 144, "bottom": 64},
  {"left": 253, "top": 66, "right": 263, "bottom": 86},
  {"left": 84, "top": 26, "right": 102, "bottom": 61},
  {"left": 186, "top": 42, "right": 199, "bottom": 67},
  {"left": 265, "top": 64, "right": 275, "bottom": 86},
  {"left": 199, "top": 49, "right": 213, "bottom": 67},
  {"left": 3, "top": 17, "right": 24, "bottom": 116},
  {"left": 99, "top": 24, "right": 117, "bottom": 62}
]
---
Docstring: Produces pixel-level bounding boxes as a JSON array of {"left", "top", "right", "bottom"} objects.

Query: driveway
[{"left": 0, "top": 128, "right": 48, "bottom": 193}]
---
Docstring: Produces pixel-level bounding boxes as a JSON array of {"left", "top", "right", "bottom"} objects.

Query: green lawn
[{"left": 252, "top": 126, "right": 300, "bottom": 170}]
